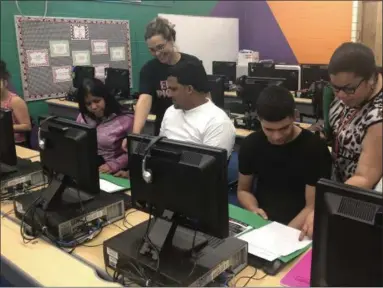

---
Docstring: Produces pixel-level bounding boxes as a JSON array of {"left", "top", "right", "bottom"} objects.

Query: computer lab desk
[
  {"left": 1, "top": 146, "right": 121, "bottom": 287},
  {"left": 45, "top": 98, "right": 312, "bottom": 142},
  {"left": 0, "top": 146, "right": 304, "bottom": 287}
]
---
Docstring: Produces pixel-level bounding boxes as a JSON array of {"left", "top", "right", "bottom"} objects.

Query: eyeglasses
[
  {"left": 331, "top": 78, "right": 365, "bottom": 95},
  {"left": 148, "top": 41, "right": 167, "bottom": 53}
]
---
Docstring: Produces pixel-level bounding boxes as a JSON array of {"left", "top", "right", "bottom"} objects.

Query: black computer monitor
[
  {"left": 72, "top": 66, "right": 95, "bottom": 89},
  {"left": 128, "top": 134, "right": 228, "bottom": 256},
  {"left": 311, "top": 179, "right": 382, "bottom": 287},
  {"left": 207, "top": 74, "right": 225, "bottom": 109},
  {"left": 0, "top": 108, "right": 17, "bottom": 167},
  {"left": 38, "top": 117, "right": 99, "bottom": 210},
  {"left": 301, "top": 64, "right": 329, "bottom": 89},
  {"left": 212, "top": 61, "right": 237, "bottom": 84},
  {"left": 105, "top": 67, "right": 131, "bottom": 99},
  {"left": 248, "top": 62, "right": 276, "bottom": 78},
  {"left": 272, "top": 69, "right": 299, "bottom": 92},
  {"left": 237, "top": 76, "right": 286, "bottom": 111}
]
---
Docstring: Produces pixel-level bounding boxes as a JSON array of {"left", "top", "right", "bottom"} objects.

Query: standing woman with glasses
[
  {"left": 300, "top": 42, "right": 382, "bottom": 240},
  {"left": 129, "top": 17, "right": 201, "bottom": 138}
]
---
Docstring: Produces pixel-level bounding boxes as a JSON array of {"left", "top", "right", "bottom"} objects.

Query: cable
[
  {"left": 233, "top": 268, "right": 267, "bottom": 287},
  {"left": 123, "top": 208, "right": 136, "bottom": 228},
  {"left": 15, "top": 0, "right": 48, "bottom": 17}
]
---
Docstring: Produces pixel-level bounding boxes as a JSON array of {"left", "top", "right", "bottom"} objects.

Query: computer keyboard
[{"left": 229, "top": 218, "right": 250, "bottom": 236}]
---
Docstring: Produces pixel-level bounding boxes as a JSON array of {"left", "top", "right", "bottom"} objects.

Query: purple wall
[{"left": 210, "top": 0, "right": 298, "bottom": 64}]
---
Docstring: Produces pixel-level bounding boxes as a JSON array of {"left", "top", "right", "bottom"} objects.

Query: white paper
[
  {"left": 238, "top": 222, "right": 312, "bottom": 260},
  {"left": 71, "top": 24, "right": 89, "bottom": 40},
  {"left": 49, "top": 40, "right": 70, "bottom": 57},
  {"left": 99, "top": 179, "right": 124, "bottom": 193},
  {"left": 92, "top": 40, "right": 108, "bottom": 55},
  {"left": 72, "top": 50, "right": 91, "bottom": 66},
  {"left": 26, "top": 49, "right": 49, "bottom": 67},
  {"left": 52, "top": 66, "right": 72, "bottom": 83},
  {"left": 110, "top": 47, "right": 126, "bottom": 61},
  {"left": 94, "top": 64, "right": 109, "bottom": 79}
]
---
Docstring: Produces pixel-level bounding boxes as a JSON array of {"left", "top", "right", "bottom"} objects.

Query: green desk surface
[
  {"left": 99, "top": 173, "right": 131, "bottom": 189},
  {"left": 229, "top": 204, "right": 310, "bottom": 263}
]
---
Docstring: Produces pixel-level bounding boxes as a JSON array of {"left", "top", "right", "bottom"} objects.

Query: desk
[
  {"left": 224, "top": 91, "right": 314, "bottom": 116},
  {"left": 16, "top": 145, "right": 39, "bottom": 159},
  {"left": 46, "top": 98, "right": 311, "bottom": 140},
  {"left": 1, "top": 146, "right": 301, "bottom": 286}
]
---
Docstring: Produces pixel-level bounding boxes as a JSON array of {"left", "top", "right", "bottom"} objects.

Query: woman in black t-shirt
[{"left": 128, "top": 17, "right": 200, "bottom": 140}]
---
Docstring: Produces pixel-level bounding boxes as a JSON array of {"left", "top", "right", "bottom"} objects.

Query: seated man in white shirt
[{"left": 160, "top": 60, "right": 236, "bottom": 158}]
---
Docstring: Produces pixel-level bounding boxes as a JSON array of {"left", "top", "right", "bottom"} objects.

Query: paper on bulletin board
[
  {"left": 49, "top": 40, "right": 70, "bottom": 57},
  {"left": 72, "top": 50, "right": 91, "bottom": 66}
]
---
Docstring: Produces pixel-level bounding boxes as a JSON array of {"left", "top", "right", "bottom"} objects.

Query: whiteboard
[{"left": 158, "top": 14, "right": 239, "bottom": 74}]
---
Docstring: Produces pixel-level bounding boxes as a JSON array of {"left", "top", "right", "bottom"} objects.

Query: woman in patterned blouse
[{"left": 300, "top": 42, "right": 382, "bottom": 240}]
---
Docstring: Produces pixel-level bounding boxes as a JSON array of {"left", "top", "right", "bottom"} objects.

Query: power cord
[{"left": 233, "top": 268, "right": 267, "bottom": 287}]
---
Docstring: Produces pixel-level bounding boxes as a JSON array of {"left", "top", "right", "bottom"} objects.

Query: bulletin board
[{"left": 14, "top": 15, "right": 132, "bottom": 101}]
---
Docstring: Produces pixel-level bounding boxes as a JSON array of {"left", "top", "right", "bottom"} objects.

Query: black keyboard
[
  {"left": 229, "top": 218, "right": 249, "bottom": 236},
  {"left": 0, "top": 163, "right": 17, "bottom": 176}
]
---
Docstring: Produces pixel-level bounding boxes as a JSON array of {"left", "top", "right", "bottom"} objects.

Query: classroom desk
[
  {"left": 224, "top": 91, "right": 314, "bottom": 116},
  {"left": 1, "top": 146, "right": 303, "bottom": 287},
  {"left": 46, "top": 98, "right": 312, "bottom": 141},
  {"left": 15, "top": 145, "right": 39, "bottom": 159},
  {"left": 1, "top": 146, "right": 121, "bottom": 286}
]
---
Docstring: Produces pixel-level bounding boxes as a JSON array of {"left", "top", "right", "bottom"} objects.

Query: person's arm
[
  {"left": 237, "top": 134, "right": 268, "bottom": 219},
  {"left": 298, "top": 139, "right": 332, "bottom": 238},
  {"left": 289, "top": 185, "right": 315, "bottom": 229},
  {"left": 133, "top": 93, "right": 152, "bottom": 134},
  {"left": 345, "top": 123, "right": 383, "bottom": 189},
  {"left": 11, "top": 97, "right": 31, "bottom": 132},
  {"left": 104, "top": 153, "right": 129, "bottom": 174},
  {"left": 132, "top": 65, "right": 154, "bottom": 134},
  {"left": 202, "top": 120, "right": 236, "bottom": 158}
]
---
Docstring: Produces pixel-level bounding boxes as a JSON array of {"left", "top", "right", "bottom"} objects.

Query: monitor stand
[
  {"left": 39, "top": 173, "right": 94, "bottom": 211},
  {"left": 139, "top": 211, "right": 208, "bottom": 261}
]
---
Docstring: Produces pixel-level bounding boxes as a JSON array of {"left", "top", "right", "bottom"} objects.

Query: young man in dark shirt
[{"left": 237, "top": 86, "right": 332, "bottom": 229}]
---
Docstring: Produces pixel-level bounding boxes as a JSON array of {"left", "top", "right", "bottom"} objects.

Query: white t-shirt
[{"left": 160, "top": 99, "right": 236, "bottom": 158}]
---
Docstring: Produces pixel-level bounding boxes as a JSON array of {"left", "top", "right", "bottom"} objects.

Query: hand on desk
[
  {"left": 299, "top": 210, "right": 314, "bottom": 241},
  {"left": 114, "top": 170, "right": 130, "bottom": 179},
  {"left": 99, "top": 164, "right": 112, "bottom": 174},
  {"left": 253, "top": 208, "right": 268, "bottom": 220},
  {"left": 122, "top": 139, "right": 128, "bottom": 152}
]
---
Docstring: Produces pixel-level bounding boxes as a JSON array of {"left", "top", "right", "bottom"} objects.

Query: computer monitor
[
  {"left": 128, "top": 134, "right": 228, "bottom": 256},
  {"left": 311, "top": 179, "right": 382, "bottom": 287},
  {"left": 237, "top": 76, "right": 286, "bottom": 111},
  {"left": 0, "top": 108, "right": 17, "bottom": 167},
  {"left": 105, "top": 67, "right": 131, "bottom": 99},
  {"left": 212, "top": 61, "right": 237, "bottom": 84},
  {"left": 207, "top": 74, "right": 225, "bottom": 109},
  {"left": 38, "top": 116, "right": 99, "bottom": 210},
  {"left": 272, "top": 68, "right": 299, "bottom": 92},
  {"left": 72, "top": 66, "right": 95, "bottom": 89},
  {"left": 248, "top": 62, "right": 276, "bottom": 78},
  {"left": 301, "top": 64, "right": 329, "bottom": 89}
]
